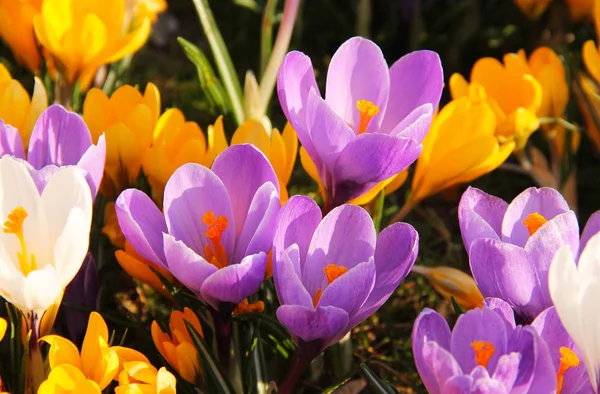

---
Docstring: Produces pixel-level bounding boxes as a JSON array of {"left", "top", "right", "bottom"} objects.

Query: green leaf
[
  {"left": 451, "top": 296, "right": 464, "bottom": 316},
  {"left": 360, "top": 363, "right": 397, "bottom": 394},
  {"left": 178, "top": 37, "right": 231, "bottom": 116},
  {"left": 371, "top": 189, "right": 386, "bottom": 233}
]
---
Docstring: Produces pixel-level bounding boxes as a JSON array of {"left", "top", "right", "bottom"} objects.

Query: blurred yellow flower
[
  {"left": 0, "top": 64, "right": 48, "bottom": 148},
  {"left": 116, "top": 362, "right": 176, "bottom": 394},
  {"left": 576, "top": 73, "right": 600, "bottom": 152},
  {"left": 40, "top": 312, "right": 120, "bottom": 391},
  {"left": 412, "top": 265, "right": 484, "bottom": 310},
  {"left": 565, "top": 0, "right": 594, "bottom": 21},
  {"left": 514, "top": 0, "right": 593, "bottom": 21},
  {"left": 513, "top": 0, "right": 551, "bottom": 19},
  {"left": 32, "top": 0, "right": 152, "bottom": 89},
  {"left": 152, "top": 307, "right": 202, "bottom": 384},
  {"left": 231, "top": 120, "right": 298, "bottom": 202},
  {"left": 450, "top": 53, "right": 542, "bottom": 152},
  {"left": 143, "top": 110, "right": 227, "bottom": 202},
  {"left": 0, "top": 0, "right": 42, "bottom": 72},
  {"left": 410, "top": 84, "right": 514, "bottom": 205},
  {"left": 0, "top": 318, "right": 6, "bottom": 341},
  {"left": 125, "top": 0, "right": 167, "bottom": 25},
  {"left": 83, "top": 83, "right": 160, "bottom": 198}
]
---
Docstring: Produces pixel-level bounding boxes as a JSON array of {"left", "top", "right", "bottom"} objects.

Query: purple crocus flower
[
  {"left": 273, "top": 195, "right": 418, "bottom": 349},
  {"left": 531, "top": 307, "right": 593, "bottom": 393},
  {"left": 0, "top": 104, "right": 106, "bottom": 197},
  {"left": 457, "top": 186, "right": 596, "bottom": 321},
  {"left": 412, "top": 298, "right": 556, "bottom": 393},
  {"left": 115, "top": 144, "right": 279, "bottom": 311},
  {"left": 277, "top": 36, "right": 443, "bottom": 207}
]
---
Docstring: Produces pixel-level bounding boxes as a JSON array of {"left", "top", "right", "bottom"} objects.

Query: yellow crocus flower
[
  {"left": 412, "top": 265, "right": 484, "bottom": 311},
  {"left": 565, "top": 0, "right": 595, "bottom": 21},
  {"left": 143, "top": 110, "right": 227, "bottom": 203},
  {"left": 450, "top": 53, "right": 542, "bottom": 152},
  {"left": 32, "top": 0, "right": 152, "bottom": 90},
  {"left": 83, "top": 83, "right": 160, "bottom": 198},
  {"left": 0, "top": 318, "right": 5, "bottom": 341},
  {"left": 40, "top": 312, "right": 120, "bottom": 391},
  {"left": 0, "top": 64, "right": 48, "bottom": 148},
  {"left": 410, "top": 84, "right": 515, "bottom": 205},
  {"left": 0, "top": 0, "right": 42, "bottom": 72},
  {"left": 231, "top": 120, "right": 298, "bottom": 202},
  {"left": 115, "top": 363, "right": 176, "bottom": 394},
  {"left": 152, "top": 307, "right": 203, "bottom": 384},
  {"left": 125, "top": 0, "right": 167, "bottom": 25}
]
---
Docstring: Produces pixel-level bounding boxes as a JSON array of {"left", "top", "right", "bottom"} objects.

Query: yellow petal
[
  {"left": 205, "top": 116, "right": 229, "bottom": 165},
  {"left": 22, "top": 77, "right": 49, "bottom": 149},
  {"left": 115, "top": 242, "right": 174, "bottom": 298},
  {"left": 122, "top": 361, "right": 157, "bottom": 384},
  {"left": 449, "top": 73, "right": 469, "bottom": 99},
  {"left": 105, "top": 18, "right": 151, "bottom": 63},
  {"left": 156, "top": 367, "right": 177, "bottom": 394},
  {"left": 0, "top": 79, "right": 30, "bottom": 130},
  {"left": 584, "top": 40, "right": 600, "bottom": 85},
  {"left": 412, "top": 265, "right": 484, "bottom": 310},
  {"left": 299, "top": 146, "right": 326, "bottom": 201},
  {"left": 39, "top": 364, "right": 98, "bottom": 393},
  {"left": 83, "top": 88, "right": 111, "bottom": 143},
  {"left": 39, "top": 293, "right": 64, "bottom": 338},
  {"left": 281, "top": 123, "right": 298, "bottom": 181},
  {"left": 0, "top": 318, "right": 6, "bottom": 341},
  {"left": 231, "top": 119, "right": 271, "bottom": 155},
  {"left": 40, "top": 335, "right": 82, "bottom": 370},
  {"left": 176, "top": 341, "right": 201, "bottom": 383},
  {"left": 80, "top": 312, "right": 109, "bottom": 380}
]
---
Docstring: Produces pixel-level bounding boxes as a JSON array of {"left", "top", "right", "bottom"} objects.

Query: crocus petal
[
  {"left": 116, "top": 189, "right": 168, "bottom": 267},
  {"left": 332, "top": 133, "right": 421, "bottom": 204},
  {"left": 163, "top": 234, "right": 217, "bottom": 297},
  {"left": 442, "top": 376, "right": 473, "bottom": 394},
  {"left": 351, "top": 222, "right": 418, "bottom": 326},
  {"left": 163, "top": 163, "right": 234, "bottom": 260},
  {"left": 0, "top": 120, "right": 25, "bottom": 159},
  {"left": 470, "top": 239, "right": 547, "bottom": 320},
  {"left": 276, "top": 304, "right": 349, "bottom": 343},
  {"left": 274, "top": 195, "right": 322, "bottom": 266},
  {"left": 27, "top": 164, "right": 60, "bottom": 194},
  {"left": 483, "top": 297, "right": 516, "bottom": 329},
  {"left": 211, "top": 144, "right": 279, "bottom": 241},
  {"left": 303, "top": 205, "right": 376, "bottom": 295},
  {"left": 381, "top": 50, "right": 443, "bottom": 134},
  {"left": 422, "top": 341, "right": 463, "bottom": 394},
  {"left": 28, "top": 105, "right": 93, "bottom": 169},
  {"left": 508, "top": 326, "right": 556, "bottom": 393},
  {"left": 325, "top": 37, "right": 390, "bottom": 133},
  {"left": 501, "top": 187, "right": 571, "bottom": 247},
  {"left": 412, "top": 309, "right": 453, "bottom": 394},
  {"left": 491, "top": 352, "right": 521, "bottom": 391},
  {"left": 76, "top": 134, "right": 106, "bottom": 199},
  {"left": 387, "top": 103, "right": 434, "bottom": 142},
  {"left": 458, "top": 187, "right": 507, "bottom": 252},
  {"left": 580, "top": 211, "right": 600, "bottom": 258},
  {"left": 472, "top": 378, "right": 508, "bottom": 394},
  {"left": 200, "top": 252, "right": 267, "bottom": 309},
  {"left": 273, "top": 244, "right": 312, "bottom": 308},
  {"left": 1, "top": 266, "right": 62, "bottom": 314}
]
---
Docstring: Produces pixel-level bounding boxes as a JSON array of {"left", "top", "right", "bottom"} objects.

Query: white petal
[
  {"left": 41, "top": 167, "right": 92, "bottom": 286},
  {"left": 0, "top": 266, "right": 62, "bottom": 313}
]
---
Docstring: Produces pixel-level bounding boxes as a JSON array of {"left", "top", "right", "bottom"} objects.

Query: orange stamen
[
  {"left": 356, "top": 100, "right": 379, "bottom": 134},
  {"left": 313, "top": 288, "right": 323, "bottom": 308},
  {"left": 324, "top": 264, "right": 348, "bottom": 284},
  {"left": 202, "top": 211, "right": 229, "bottom": 269},
  {"left": 234, "top": 298, "right": 265, "bottom": 315},
  {"left": 471, "top": 341, "right": 495, "bottom": 368},
  {"left": 556, "top": 347, "right": 580, "bottom": 394},
  {"left": 3, "top": 207, "right": 37, "bottom": 275},
  {"left": 523, "top": 212, "right": 548, "bottom": 236},
  {"left": 265, "top": 249, "right": 273, "bottom": 279}
]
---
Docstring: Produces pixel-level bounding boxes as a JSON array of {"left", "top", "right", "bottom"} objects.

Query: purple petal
[
  {"left": 501, "top": 187, "right": 571, "bottom": 247},
  {"left": 305, "top": 89, "right": 354, "bottom": 173},
  {"left": 469, "top": 239, "right": 548, "bottom": 321},
  {"left": 163, "top": 163, "right": 234, "bottom": 260},
  {"left": 0, "top": 120, "right": 25, "bottom": 159},
  {"left": 211, "top": 145, "right": 279, "bottom": 241},
  {"left": 443, "top": 376, "right": 473, "bottom": 394},
  {"left": 233, "top": 181, "right": 279, "bottom": 264},
  {"left": 422, "top": 341, "right": 463, "bottom": 393},
  {"left": 332, "top": 133, "right": 421, "bottom": 204},
  {"left": 412, "top": 309, "right": 453, "bottom": 394},
  {"left": 458, "top": 187, "right": 507, "bottom": 253},
  {"left": 483, "top": 297, "right": 516, "bottom": 330},
  {"left": 491, "top": 353, "right": 520, "bottom": 391},
  {"left": 273, "top": 244, "right": 312, "bottom": 308},
  {"left": 387, "top": 103, "right": 434, "bottom": 142},
  {"left": 303, "top": 204, "right": 376, "bottom": 295},
  {"left": 76, "top": 134, "right": 105, "bottom": 199},
  {"left": 472, "top": 378, "right": 508, "bottom": 394},
  {"left": 27, "top": 105, "right": 93, "bottom": 169},
  {"left": 325, "top": 37, "right": 390, "bottom": 133},
  {"left": 277, "top": 51, "right": 321, "bottom": 166},
  {"left": 163, "top": 233, "right": 218, "bottom": 297},
  {"left": 116, "top": 189, "right": 168, "bottom": 267},
  {"left": 27, "top": 164, "right": 60, "bottom": 193},
  {"left": 276, "top": 304, "right": 349, "bottom": 344},
  {"left": 351, "top": 222, "right": 418, "bottom": 326},
  {"left": 580, "top": 211, "right": 600, "bottom": 259},
  {"left": 274, "top": 195, "right": 322, "bottom": 268},
  {"left": 380, "top": 50, "right": 443, "bottom": 134},
  {"left": 200, "top": 252, "right": 267, "bottom": 309},
  {"left": 63, "top": 253, "right": 98, "bottom": 345},
  {"left": 509, "top": 326, "right": 557, "bottom": 393}
]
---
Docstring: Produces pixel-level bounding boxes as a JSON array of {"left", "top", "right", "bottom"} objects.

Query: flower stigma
[
  {"left": 313, "top": 264, "right": 349, "bottom": 307},
  {"left": 471, "top": 340, "right": 495, "bottom": 368},
  {"left": 3, "top": 207, "right": 37, "bottom": 275},
  {"left": 556, "top": 347, "right": 579, "bottom": 394},
  {"left": 356, "top": 100, "right": 379, "bottom": 134},
  {"left": 523, "top": 212, "right": 548, "bottom": 236},
  {"left": 202, "top": 211, "right": 229, "bottom": 269}
]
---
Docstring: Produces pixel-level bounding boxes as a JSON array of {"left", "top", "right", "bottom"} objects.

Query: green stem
[
  {"left": 277, "top": 340, "right": 322, "bottom": 394},
  {"left": 192, "top": 0, "right": 245, "bottom": 125},
  {"left": 537, "top": 117, "right": 581, "bottom": 132},
  {"left": 260, "top": 0, "right": 279, "bottom": 77}
]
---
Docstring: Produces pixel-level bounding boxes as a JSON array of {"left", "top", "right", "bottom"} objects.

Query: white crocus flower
[
  {"left": 0, "top": 156, "right": 92, "bottom": 336},
  {"left": 549, "top": 232, "right": 600, "bottom": 392}
]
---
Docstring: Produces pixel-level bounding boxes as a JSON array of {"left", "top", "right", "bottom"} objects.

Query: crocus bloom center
[
  {"left": 313, "top": 264, "right": 349, "bottom": 307},
  {"left": 471, "top": 340, "right": 495, "bottom": 368},
  {"left": 202, "top": 211, "right": 229, "bottom": 269},
  {"left": 356, "top": 100, "right": 379, "bottom": 134},
  {"left": 3, "top": 207, "right": 37, "bottom": 276},
  {"left": 556, "top": 347, "right": 580, "bottom": 394},
  {"left": 523, "top": 212, "right": 548, "bottom": 236}
]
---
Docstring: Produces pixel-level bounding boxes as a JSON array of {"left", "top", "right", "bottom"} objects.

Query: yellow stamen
[
  {"left": 3, "top": 207, "right": 37, "bottom": 275},
  {"left": 523, "top": 212, "right": 548, "bottom": 236},
  {"left": 471, "top": 341, "right": 495, "bottom": 368},
  {"left": 356, "top": 100, "right": 379, "bottom": 134},
  {"left": 233, "top": 298, "right": 265, "bottom": 315},
  {"left": 556, "top": 347, "right": 580, "bottom": 394},
  {"left": 312, "top": 288, "right": 323, "bottom": 308},
  {"left": 202, "top": 211, "right": 229, "bottom": 269},
  {"left": 312, "top": 264, "right": 349, "bottom": 307}
]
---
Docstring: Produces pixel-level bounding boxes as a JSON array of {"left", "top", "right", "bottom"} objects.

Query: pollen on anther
[
  {"left": 471, "top": 340, "right": 495, "bottom": 368},
  {"left": 523, "top": 212, "right": 548, "bottom": 236},
  {"left": 3, "top": 207, "right": 27, "bottom": 235},
  {"left": 324, "top": 264, "right": 348, "bottom": 284}
]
